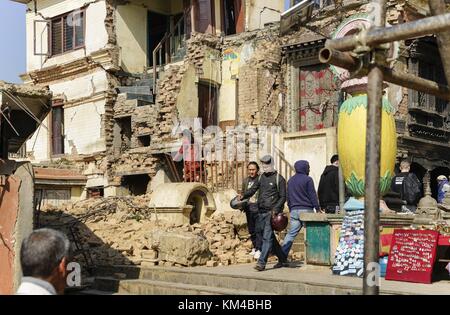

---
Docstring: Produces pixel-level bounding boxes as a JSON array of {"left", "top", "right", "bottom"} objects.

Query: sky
[{"left": 0, "top": 1, "right": 26, "bottom": 83}]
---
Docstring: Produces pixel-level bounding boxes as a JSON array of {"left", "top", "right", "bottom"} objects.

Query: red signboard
[{"left": 385, "top": 229, "right": 439, "bottom": 284}]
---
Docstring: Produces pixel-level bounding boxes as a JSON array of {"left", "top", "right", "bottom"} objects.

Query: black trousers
[{"left": 246, "top": 209, "right": 262, "bottom": 251}]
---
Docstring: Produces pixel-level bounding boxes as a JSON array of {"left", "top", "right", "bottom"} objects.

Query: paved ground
[{"left": 181, "top": 262, "right": 450, "bottom": 295}]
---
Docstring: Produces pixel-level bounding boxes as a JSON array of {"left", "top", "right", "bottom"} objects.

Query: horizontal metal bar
[
  {"left": 319, "top": 48, "right": 450, "bottom": 101},
  {"left": 326, "top": 13, "right": 450, "bottom": 51}
]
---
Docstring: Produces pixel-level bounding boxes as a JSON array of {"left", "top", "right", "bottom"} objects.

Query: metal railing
[
  {"left": 173, "top": 140, "right": 295, "bottom": 193},
  {"left": 152, "top": 9, "right": 190, "bottom": 92}
]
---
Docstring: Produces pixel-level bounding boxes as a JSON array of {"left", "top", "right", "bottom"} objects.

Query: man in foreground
[{"left": 17, "top": 228, "right": 70, "bottom": 295}]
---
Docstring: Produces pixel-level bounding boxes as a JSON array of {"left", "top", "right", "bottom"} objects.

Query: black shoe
[
  {"left": 254, "top": 264, "right": 265, "bottom": 271},
  {"left": 273, "top": 261, "right": 289, "bottom": 269}
]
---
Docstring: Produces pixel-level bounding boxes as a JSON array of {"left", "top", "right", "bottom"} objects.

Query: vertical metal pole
[
  {"left": 338, "top": 164, "right": 345, "bottom": 213},
  {"left": 363, "top": 0, "right": 386, "bottom": 295},
  {"left": 428, "top": 0, "right": 450, "bottom": 85}
]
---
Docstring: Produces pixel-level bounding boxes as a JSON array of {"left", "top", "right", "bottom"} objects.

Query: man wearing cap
[
  {"left": 239, "top": 155, "right": 288, "bottom": 271},
  {"left": 437, "top": 175, "right": 450, "bottom": 204}
]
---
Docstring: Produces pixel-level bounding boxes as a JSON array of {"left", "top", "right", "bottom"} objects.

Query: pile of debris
[
  {"left": 38, "top": 197, "right": 260, "bottom": 269},
  {"left": 202, "top": 212, "right": 254, "bottom": 267}
]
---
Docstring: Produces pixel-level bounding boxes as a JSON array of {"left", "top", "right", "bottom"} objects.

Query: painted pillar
[{"left": 0, "top": 162, "right": 34, "bottom": 294}]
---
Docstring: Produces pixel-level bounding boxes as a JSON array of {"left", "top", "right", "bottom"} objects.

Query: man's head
[
  {"left": 20, "top": 228, "right": 70, "bottom": 294},
  {"left": 247, "top": 161, "right": 259, "bottom": 178},
  {"left": 399, "top": 160, "right": 411, "bottom": 173},
  {"left": 260, "top": 155, "right": 275, "bottom": 173},
  {"left": 330, "top": 154, "right": 339, "bottom": 166},
  {"left": 437, "top": 175, "right": 447, "bottom": 183}
]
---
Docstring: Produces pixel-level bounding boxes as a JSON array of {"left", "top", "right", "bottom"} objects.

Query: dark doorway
[
  {"left": 116, "top": 116, "right": 132, "bottom": 152},
  {"left": 198, "top": 82, "right": 218, "bottom": 129},
  {"left": 51, "top": 103, "right": 65, "bottom": 155},
  {"left": 222, "top": 0, "right": 244, "bottom": 35},
  {"left": 148, "top": 11, "right": 169, "bottom": 67},
  {"left": 122, "top": 174, "right": 150, "bottom": 196},
  {"left": 87, "top": 186, "right": 104, "bottom": 199}
]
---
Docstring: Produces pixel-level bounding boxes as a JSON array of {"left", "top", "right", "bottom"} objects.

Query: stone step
[
  {"left": 91, "top": 265, "right": 360, "bottom": 295},
  {"left": 73, "top": 289, "right": 117, "bottom": 295},
  {"left": 92, "top": 276, "right": 120, "bottom": 292},
  {"left": 117, "top": 279, "right": 272, "bottom": 295}
]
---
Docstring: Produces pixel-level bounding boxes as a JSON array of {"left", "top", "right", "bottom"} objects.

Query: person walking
[
  {"left": 240, "top": 155, "right": 288, "bottom": 271},
  {"left": 282, "top": 160, "right": 320, "bottom": 258},
  {"left": 391, "top": 160, "right": 421, "bottom": 213},
  {"left": 318, "top": 154, "right": 340, "bottom": 214},
  {"left": 242, "top": 161, "right": 262, "bottom": 260}
]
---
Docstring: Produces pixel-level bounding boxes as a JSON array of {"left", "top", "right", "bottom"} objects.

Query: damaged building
[{"left": 10, "top": 0, "right": 450, "bottom": 209}]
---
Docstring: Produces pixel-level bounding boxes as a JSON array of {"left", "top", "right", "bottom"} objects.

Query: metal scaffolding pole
[
  {"left": 363, "top": 0, "right": 385, "bottom": 295},
  {"left": 319, "top": 48, "right": 450, "bottom": 101},
  {"left": 429, "top": 0, "right": 450, "bottom": 85},
  {"left": 325, "top": 12, "right": 450, "bottom": 52}
]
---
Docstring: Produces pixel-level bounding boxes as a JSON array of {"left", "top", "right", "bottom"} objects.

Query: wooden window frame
[
  {"left": 49, "top": 100, "right": 65, "bottom": 157},
  {"left": 49, "top": 8, "right": 86, "bottom": 57}
]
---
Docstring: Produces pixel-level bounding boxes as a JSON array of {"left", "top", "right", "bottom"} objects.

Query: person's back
[
  {"left": 287, "top": 161, "right": 320, "bottom": 211},
  {"left": 318, "top": 155, "right": 340, "bottom": 213},
  {"left": 391, "top": 160, "right": 421, "bottom": 212},
  {"left": 282, "top": 160, "right": 319, "bottom": 258}
]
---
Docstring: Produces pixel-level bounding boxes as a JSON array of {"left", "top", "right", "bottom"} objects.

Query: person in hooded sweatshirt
[
  {"left": 281, "top": 160, "right": 320, "bottom": 258},
  {"left": 240, "top": 155, "right": 288, "bottom": 271},
  {"left": 318, "top": 154, "right": 340, "bottom": 214}
]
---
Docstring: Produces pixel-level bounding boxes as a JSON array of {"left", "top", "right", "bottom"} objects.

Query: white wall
[
  {"left": 116, "top": 4, "right": 148, "bottom": 73},
  {"left": 50, "top": 70, "right": 109, "bottom": 100},
  {"left": 64, "top": 100, "right": 106, "bottom": 155},
  {"left": 26, "top": 0, "right": 109, "bottom": 72},
  {"left": 246, "top": 0, "right": 284, "bottom": 31},
  {"left": 27, "top": 116, "right": 50, "bottom": 161},
  {"left": 282, "top": 128, "right": 337, "bottom": 190},
  {"left": 26, "top": 70, "right": 109, "bottom": 160}
]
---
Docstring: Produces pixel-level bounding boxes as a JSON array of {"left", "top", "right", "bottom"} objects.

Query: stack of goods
[{"left": 332, "top": 210, "right": 364, "bottom": 277}]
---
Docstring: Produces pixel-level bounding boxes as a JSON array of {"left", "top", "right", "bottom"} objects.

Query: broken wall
[{"left": 246, "top": 0, "right": 284, "bottom": 32}]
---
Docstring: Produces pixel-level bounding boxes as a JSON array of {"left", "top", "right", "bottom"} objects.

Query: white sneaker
[
  {"left": 254, "top": 250, "right": 261, "bottom": 260},
  {"left": 250, "top": 248, "right": 256, "bottom": 256}
]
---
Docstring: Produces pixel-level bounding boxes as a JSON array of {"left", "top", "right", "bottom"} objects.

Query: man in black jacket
[
  {"left": 242, "top": 161, "right": 262, "bottom": 259},
  {"left": 318, "top": 154, "right": 340, "bottom": 214},
  {"left": 240, "top": 155, "right": 288, "bottom": 271}
]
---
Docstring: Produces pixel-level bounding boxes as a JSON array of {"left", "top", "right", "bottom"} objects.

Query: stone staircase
[
  {"left": 116, "top": 73, "right": 155, "bottom": 104},
  {"left": 72, "top": 264, "right": 362, "bottom": 295}
]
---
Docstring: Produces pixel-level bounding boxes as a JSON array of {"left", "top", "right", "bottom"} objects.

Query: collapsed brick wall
[
  {"left": 153, "top": 65, "right": 186, "bottom": 144},
  {"left": 38, "top": 197, "right": 305, "bottom": 269},
  {"left": 223, "top": 28, "right": 286, "bottom": 127},
  {"left": 186, "top": 33, "right": 221, "bottom": 77}
]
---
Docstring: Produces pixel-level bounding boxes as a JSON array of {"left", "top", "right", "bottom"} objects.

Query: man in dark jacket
[
  {"left": 240, "top": 155, "right": 287, "bottom": 271},
  {"left": 242, "top": 161, "right": 262, "bottom": 259},
  {"left": 391, "top": 160, "right": 421, "bottom": 213},
  {"left": 282, "top": 160, "right": 320, "bottom": 257},
  {"left": 318, "top": 154, "right": 340, "bottom": 214}
]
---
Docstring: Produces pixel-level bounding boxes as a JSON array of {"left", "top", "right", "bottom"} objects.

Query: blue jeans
[
  {"left": 257, "top": 212, "right": 286, "bottom": 267},
  {"left": 281, "top": 209, "right": 311, "bottom": 256}
]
